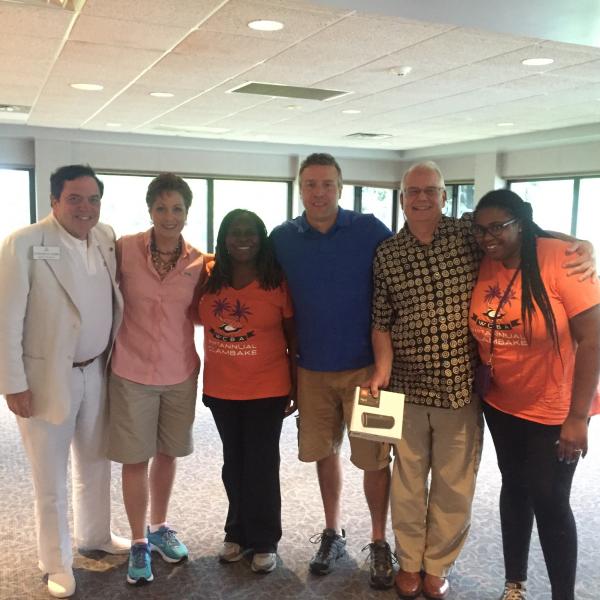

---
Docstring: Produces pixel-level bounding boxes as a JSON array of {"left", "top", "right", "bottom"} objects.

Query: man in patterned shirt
[
  {"left": 369, "top": 161, "right": 481, "bottom": 599},
  {"left": 369, "top": 161, "right": 594, "bottom": 600}
]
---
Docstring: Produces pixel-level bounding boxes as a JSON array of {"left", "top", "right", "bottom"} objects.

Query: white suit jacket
[{"left": 0, "top": 215, "right": 123, "bottom": 424}]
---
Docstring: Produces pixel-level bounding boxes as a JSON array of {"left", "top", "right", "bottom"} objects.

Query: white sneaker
[
  {"left": 47, "top": 569, "right": 76, "bottom": 598},
  {"left": 251, "top": 552, "right": 277, "bottom": 573},
  {"left": 80, "top": 533, "right": 130, "bottom": 555},
  {"left": 219, "top": 542, "right": 246, "bottom": 563}
]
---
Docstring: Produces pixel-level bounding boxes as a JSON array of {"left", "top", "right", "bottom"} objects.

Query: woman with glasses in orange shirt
[{"left": 469, "top": 189, "right": 600, "bottom": 600}]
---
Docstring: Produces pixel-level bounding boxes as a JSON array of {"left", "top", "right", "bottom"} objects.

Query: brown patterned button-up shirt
[{"left": 372, "top": 214, "right": 482, "bottom": 409}]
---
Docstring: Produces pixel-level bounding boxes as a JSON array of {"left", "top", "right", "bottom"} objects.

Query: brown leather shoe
[
  {"left": 423, "top": 573, "right": 450, "bottom": 599},
  {"left": 394, "top": 569, "right": 422, "bottom": 599}
]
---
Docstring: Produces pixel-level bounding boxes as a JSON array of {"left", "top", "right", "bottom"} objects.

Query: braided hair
[
  {"left": 206, "top": 209, "right": 283, "bottom": 293},
  {"left": 475, "top": 189, "right": 560, "bottom": 352}
]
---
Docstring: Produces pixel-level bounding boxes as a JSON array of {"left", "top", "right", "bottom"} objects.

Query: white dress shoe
[
  {"left": 47, "top": 568, "right": 76, "bottom": 598},
  {"left": 80, "top": 533, "right": 130, "bottom": 555}
]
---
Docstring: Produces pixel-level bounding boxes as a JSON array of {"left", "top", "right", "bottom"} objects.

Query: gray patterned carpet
[{"left": 1, "top": 401, "right": 599, "bottom": 600}]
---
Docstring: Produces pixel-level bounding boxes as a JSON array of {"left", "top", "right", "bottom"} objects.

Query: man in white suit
[{"left": 0, "top": 165, "right": 128, "bottom": 598}]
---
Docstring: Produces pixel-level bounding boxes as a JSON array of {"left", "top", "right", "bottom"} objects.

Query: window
[
  {"left": 576, "top": 177, "right": 600, "bottom": 253},
  {"left": 361, "top": 187, "right": 394, "bottom": 230},
  {"left": 99, "top": 173, "right": 208, "bottom": 251},
  {"left": 456, "top": 184, "right": 476, "bottom": 217},
  {"left": 212, "top": 179, "right": 289, "bottom": 238},
  {"left": 339, "top": 185, "right": 355, "bottom": 210},
  {"left": 510, "top": 179, "right": 574, "bottom": 234},
  {"left": 339, "top": 185, "right": 399, "bottom": 230},
  {"left": 0, "top": 168, "right": 32, "bottom": 242},
  {"left": 444, "top": 183, "right": 475, "bottom": 218}
]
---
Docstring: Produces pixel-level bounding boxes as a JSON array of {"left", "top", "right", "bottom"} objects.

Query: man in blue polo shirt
[{"left": 270, "top": 153, "right": 394, "bottom": 589}]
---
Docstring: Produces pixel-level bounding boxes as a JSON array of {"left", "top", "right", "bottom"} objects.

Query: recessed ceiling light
[
  {"left": 286, "top": 104, "right": 302, "bottom": 110},
  {"left": 497, "top": 122, "right": 514, "bottom": 127},
  {"left": 521, "top": 58, "right": 554, "bottom": 66},
  {"left": 149, "top": 91, "right": 175, "bottom": 98},
  {"left": 248, "top": 19, "right": 284, "bottom": 31},
  {"left": 106, "top": 122, "right": 122, "bottom": 127},
  {"left": 70, "top": 83, "right": 104, "bottom": 91},
  {"left": 342, "top": 109, "right": 361, "bottom": 114}
]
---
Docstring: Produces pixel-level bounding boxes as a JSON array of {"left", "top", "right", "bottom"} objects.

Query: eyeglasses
[
  {"left": 402, "top": 186, "right": 444, "bottom": 199},
  {"left": 471, "top": 218, "right": 518, "bottom": 238}
]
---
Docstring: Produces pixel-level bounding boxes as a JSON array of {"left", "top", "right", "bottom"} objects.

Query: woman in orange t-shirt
[
  {"left": 469, "top": 189, "right": 600, "bottom": 600},
  {"left": 198, "top": 209, "right": 297, "bottom": 575}
]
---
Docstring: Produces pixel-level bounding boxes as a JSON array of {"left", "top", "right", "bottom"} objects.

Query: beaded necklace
[{"left": 150, "top": 232, "right": 182, "bottom": 279}]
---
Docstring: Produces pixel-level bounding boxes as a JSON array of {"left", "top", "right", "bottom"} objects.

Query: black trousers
[
  {"left": 203, "top": 394, "right": 287, "bottom": 553},
  {"left": 483, "top": 401, "right": 579, "bottom": 600}
]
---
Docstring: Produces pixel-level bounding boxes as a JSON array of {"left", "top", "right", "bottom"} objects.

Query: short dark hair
[
  {"left": 146, "top": 173, "right": 193, "bottom": 210},
  {"left": 299, "top": 153, "right": 343, "bottom": 186},
  {"left": 206, "top": 209, "right": 283, "bottom": 293},
  {"left": 475, "top": 189, "right": 559, "bottom": 351},
  {"left": 50, "top": 165, "right": 104, "bottom": 200}
]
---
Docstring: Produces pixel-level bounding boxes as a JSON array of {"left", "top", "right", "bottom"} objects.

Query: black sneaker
[
  {"left": 364, "top": 540, "right": 395, "bottom": 589},
  {"left": 309, "top": 528, "right": 347, "bottom": 575}
]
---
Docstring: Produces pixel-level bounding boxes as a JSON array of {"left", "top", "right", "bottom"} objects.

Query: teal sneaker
[
  {"left": 147, "top": 526, "right": 188, "bottom": 563},
  {"left": 127, "top": 543, "right": 153, "bottom": 585}
]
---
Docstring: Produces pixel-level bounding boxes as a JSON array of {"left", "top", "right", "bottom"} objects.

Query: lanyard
[{"left": 487, "top": 266, "right": 521, "bottom": 367}]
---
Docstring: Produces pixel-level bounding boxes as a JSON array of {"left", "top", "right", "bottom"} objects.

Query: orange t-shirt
[
  {"left": 469, "top": 238, "right": 600, "bottom": 425},
  {"left": 198, "top": 280, "right": 293, "bottom": 400}
]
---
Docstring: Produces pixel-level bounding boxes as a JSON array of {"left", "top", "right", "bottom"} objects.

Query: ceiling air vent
[
  {"left": 345, "top": 132, "right": 392, "bottom": 139},
  {"left": 228, "top": 82, "right": 350, "bottom": 102}
]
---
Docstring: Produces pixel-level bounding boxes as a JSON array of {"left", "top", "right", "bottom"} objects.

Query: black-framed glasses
[
  {"left": 472, "top": 218, "right": 518, "bottom": 238},
  {"left": 402, "top": 186, "right": 444, "bottom": 199}
]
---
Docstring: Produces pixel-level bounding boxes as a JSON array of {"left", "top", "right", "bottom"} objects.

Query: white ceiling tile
[
  {"left": 244, "top": 15, "right": 452, "bottom": 87},
  {"left": 548, "top": 60, "right": 600, "bottom": 83},
  {"left": 0, "top": 3, "right": 73, "bottom": 37},
  {"left": 70, "top": 15, "right": 191, "bottom": 51},
  {"left": 82, "top": 0, "right": 227, "bottom": 28},
  {"left": 199, "top": 0, "right": 350, "bottom": 41},
  {"left": 47, "top": 41, "right": 164, "bottom": 85},
  {"left": 0, "top": 84, "right": 40, "bottom": 106}
]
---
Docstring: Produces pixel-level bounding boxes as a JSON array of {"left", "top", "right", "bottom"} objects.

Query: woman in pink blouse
[{"left": 107, "top": 173, "right": 209, "bottom": 585}]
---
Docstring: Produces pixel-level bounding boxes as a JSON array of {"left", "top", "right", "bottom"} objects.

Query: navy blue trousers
[{"left": 203, "top": 394, "right": 287, "bottom": 553}]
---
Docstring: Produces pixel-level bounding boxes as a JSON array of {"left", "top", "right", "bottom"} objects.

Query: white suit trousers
[{"left": 17, "top": 359, "right": 112, "bottom": 573}]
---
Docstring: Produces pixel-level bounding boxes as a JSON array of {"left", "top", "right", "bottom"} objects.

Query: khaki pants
[{"left": 391, "top": 396, "right": 483, "bottom": 577}]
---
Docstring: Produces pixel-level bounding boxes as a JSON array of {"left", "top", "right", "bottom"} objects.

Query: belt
[{"left": 73, "top": 356, "right": 98, "bottom": 368}]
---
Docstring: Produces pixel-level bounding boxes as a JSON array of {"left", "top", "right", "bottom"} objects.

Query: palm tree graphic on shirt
[
  {"left": 483, "top": 283, "right": 517, "bottom": 320},
  {"left": 212, "top": 298, "right": 253, "bottom": 334}
]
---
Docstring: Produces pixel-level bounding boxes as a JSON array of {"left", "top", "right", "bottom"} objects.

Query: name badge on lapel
[{"left": 33, "top": 246, "right": 61, "bottom": 260}]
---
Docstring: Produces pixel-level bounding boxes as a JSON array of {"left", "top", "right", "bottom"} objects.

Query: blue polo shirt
[{"left": 271, "top": 208, "right": 392, "bottom": 371}]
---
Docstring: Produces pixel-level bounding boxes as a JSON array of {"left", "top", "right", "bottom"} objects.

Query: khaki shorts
[
  {"left": 297, "top": 365, "right": 391, "bottom": 471},
  {"left": 107, "top": 371, "right": 198, "bottom": 464}
]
